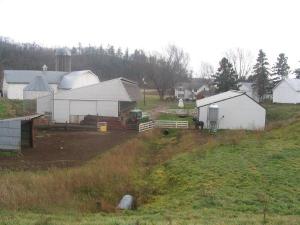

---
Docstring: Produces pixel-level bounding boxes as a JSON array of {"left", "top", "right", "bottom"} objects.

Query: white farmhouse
[
  {"left": 238, "top": 82, "right": 259, "bottom": 102},
  {"left": 273, "top": 78, "right": 300, "bottom": 104},
  {"left": 37, "top": 77, "right": 142, "bottom": 123},
  {"left": 196, "top": 90, "right": 266, "bottom": 130},
  {"left": 2, "top": 70, "right": 100, "bottom": 100},
  {"left": 175, "top": 79, "right": 211, "bottom": 100}
]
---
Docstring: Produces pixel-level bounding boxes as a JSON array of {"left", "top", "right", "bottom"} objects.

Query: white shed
[
  {"left": 196, "top": 90, "right": 266, "bottom": 130},
  {"left": 37, "top": 77, "right": 142, "bottom": 123},
  {"left": 273, "top": 79, "right": 300, "bottom": 104}
]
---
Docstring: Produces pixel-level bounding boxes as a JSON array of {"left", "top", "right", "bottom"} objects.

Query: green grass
[
  {"left": 0, "top": 103, "right": 300, "bottom": 224},
  {"left": 0, "top": 99, "right": 24, "bottom": 118},
  {"left": 158, "top": 113, "right": 194, "bottom": 125},
  {"left": 263, "top": 103, "right": 300, "bottom": 122},
  {"left": 1, "top": 119, "right": 300, "bottom": 224},
  {"left": 137, "top": 94, "right": 196, "bottom": 111},
  {"left": 168, "top": 100, "right": 196, "bottom": 109},
  {"left": 0, "top": 151, "right": 17, "bottom": 157},
  {"left": 137, "top": 95, "right": 162, "bottom": 111}
]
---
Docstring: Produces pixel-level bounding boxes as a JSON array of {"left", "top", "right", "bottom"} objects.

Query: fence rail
[
  {"left": 139, "top": 121, "right": 155, "bottom": 132},
  {"left": 139, "top": 120, "right": 189, "bottom": 132},
  {"left": 155, "top": 120, "right": 189, "bottom": 129}
]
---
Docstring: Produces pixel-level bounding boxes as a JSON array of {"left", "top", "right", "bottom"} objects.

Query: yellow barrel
[{"left": 97, "top": 122, "right": 107, "bottom": 132}]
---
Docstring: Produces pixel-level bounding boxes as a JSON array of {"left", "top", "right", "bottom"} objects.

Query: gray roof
[
  {"left": 24, "top": 75, "right": 53, "bottom": 92},
  {"left": 54, "top": 77, "right": 142, "bottom": 102},
  {"left": 121, "top": 78, "right": 142, "bottom": 101},
  {"left": 0, "top": 114, "right": 42, "bottom": 122},
  {"left": 196, "top": 90, "right": 245, "bottom": 107},
  {"left": 4, "top": 70, "right": 68, "bottom": 84}
]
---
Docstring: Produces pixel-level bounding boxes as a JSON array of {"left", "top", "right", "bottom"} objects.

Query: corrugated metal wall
[{"left": 0, "top": 120, "right": 21, "bottom": 151}]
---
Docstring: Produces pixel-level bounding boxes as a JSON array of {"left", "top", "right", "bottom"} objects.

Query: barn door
[{"left": 21, "top": 120, "right": 33, "bottom": 148}]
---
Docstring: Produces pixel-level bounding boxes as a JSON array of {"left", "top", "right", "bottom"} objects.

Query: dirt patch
[{"left": 0, "top": 130, "right": 135, "bottom": 170}]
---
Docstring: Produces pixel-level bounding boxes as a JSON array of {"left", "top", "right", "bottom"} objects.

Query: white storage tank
[{"left": 207, "top": 104, "right": 219, "bottom": 132}]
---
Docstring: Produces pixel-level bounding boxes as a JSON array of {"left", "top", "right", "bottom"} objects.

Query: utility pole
[{"left": 142, "top": 77, "right": 147, "bottom": 106}]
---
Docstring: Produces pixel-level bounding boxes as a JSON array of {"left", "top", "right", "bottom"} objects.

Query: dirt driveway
[{"left": 0, "top": 130, "right": 135, "bottom": 170}]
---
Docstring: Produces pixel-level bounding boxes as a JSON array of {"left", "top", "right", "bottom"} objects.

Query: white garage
[
  {"left": 37, "top": 77, "right": 142, "bottom": 123},
  {"left": 273, "top": 79, "right": 300, "bottom": 104},
  {"left": 196, "top": 90, "right": 266, "bottom": 130}
]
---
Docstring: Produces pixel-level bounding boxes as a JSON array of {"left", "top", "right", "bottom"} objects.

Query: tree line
[
  {"left": 0, "top": 37, "right": 191, "bottom": 100},
  {"left": 1, "top": 36, "right": 300, "bottom": 101},
  {"left": 211, "top": 49, "right": 300, "bottom": 102}
]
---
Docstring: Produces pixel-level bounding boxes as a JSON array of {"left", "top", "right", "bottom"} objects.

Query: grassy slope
[
  {"left": 0, "top": 104, "right": 300, "bottom": 224},
  {"left": 0, "top": 99, "right": 24, "bottom": 118}
]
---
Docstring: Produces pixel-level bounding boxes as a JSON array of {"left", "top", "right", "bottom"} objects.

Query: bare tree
[
  {"left": 146, "top": 45, "right": 190, "bottom": 100},
  {"left": 199, "top": 62, "right": 214, "bottom": 79},
  {"left": 225, "top": 48, "right": 253, "bottom": 80}
]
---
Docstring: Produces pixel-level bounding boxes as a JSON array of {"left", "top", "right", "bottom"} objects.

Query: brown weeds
[{"left": 0, "top": 129, "right": 202, "bottom": 213}]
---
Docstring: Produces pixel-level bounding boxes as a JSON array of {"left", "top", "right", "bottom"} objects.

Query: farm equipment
[{"left": 126, "top": 108, "right": 150, "bottom": 130}]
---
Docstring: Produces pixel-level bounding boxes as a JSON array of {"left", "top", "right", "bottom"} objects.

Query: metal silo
[
  {"left": 207, "top": 104, "right": 219, "bottom": 132},
  {"left": 55, "top": 48, "right": 71, "bottom": 72}
]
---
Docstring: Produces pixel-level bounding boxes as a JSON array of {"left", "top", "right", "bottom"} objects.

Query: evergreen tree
[
  {"left": 272, "top": 53, "right": 290, "bottom": 78},
  {"left": 213, "top": 57, "right": 239, "bottom": 93},
  {"left": 252, "top": 50, "right": 270, "bottom": 102}
]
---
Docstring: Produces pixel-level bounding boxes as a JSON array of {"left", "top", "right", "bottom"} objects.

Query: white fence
[
  {"left": 139, "top": 121, "right": 155, "bottom": 132},
  {"left": 139, "top": 120, "right": 189, "bottom": 132},
  {"left": 155, "top": 120, "right": 189, "bottom": 129}
]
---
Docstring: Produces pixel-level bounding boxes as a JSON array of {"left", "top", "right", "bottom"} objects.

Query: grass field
[
  {"left": 158, "top": 113, "right": 194, "bottom": 125},
  {"left": 136, "top": 92, "right": 196, "bottom": 111},
  {"left": 263, "top": 103, "right": 300, "bottom": 122},
  {"left": 0, "top": 99, "right": 300, "bottom": 224},
  {"left": 168, "top": 100, "right": 196, "bottom": 109},
  {"left": 0, "top": 99, "right": 24, "bottom": 118},
  {"left": 137, "top": 94, "right": 162, "bottom": 111}
]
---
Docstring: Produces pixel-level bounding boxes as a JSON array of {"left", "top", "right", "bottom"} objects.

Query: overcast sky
[{"left": 0, "top": 0, "right": 299, "bottom": 75}]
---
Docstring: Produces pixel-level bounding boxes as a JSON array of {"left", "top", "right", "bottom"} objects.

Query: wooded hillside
[{"left": 0, "top": 37, "right": 192, "bottom": 99}]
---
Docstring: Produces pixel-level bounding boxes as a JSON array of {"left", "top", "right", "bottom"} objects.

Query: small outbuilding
[
  {"left": 0, "top": 115, "right": 41, "bottom": 152},
  {"left": 196, "top": 90, "right": 266, "bottom": 130},
  {"left": 273, "top": 78, "right": 300, "bottom": 104}
]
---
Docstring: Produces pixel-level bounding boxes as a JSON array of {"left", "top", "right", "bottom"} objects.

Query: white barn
[
  {"left": 2, "top": 70, "right": 100, "bottom": 99},
  {"left": 196, "top": 90, "right": 266, "bottom": 130},
  {"left": 37, "top": 77, "right": 142, "bottom": 123},
  {"left": 273, "top": 79, "right": 300, "bottom": 104}
]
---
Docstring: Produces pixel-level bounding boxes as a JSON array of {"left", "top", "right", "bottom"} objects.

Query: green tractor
[{"left": 126, "top": 108, "right": 150, "bottom": 129}]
